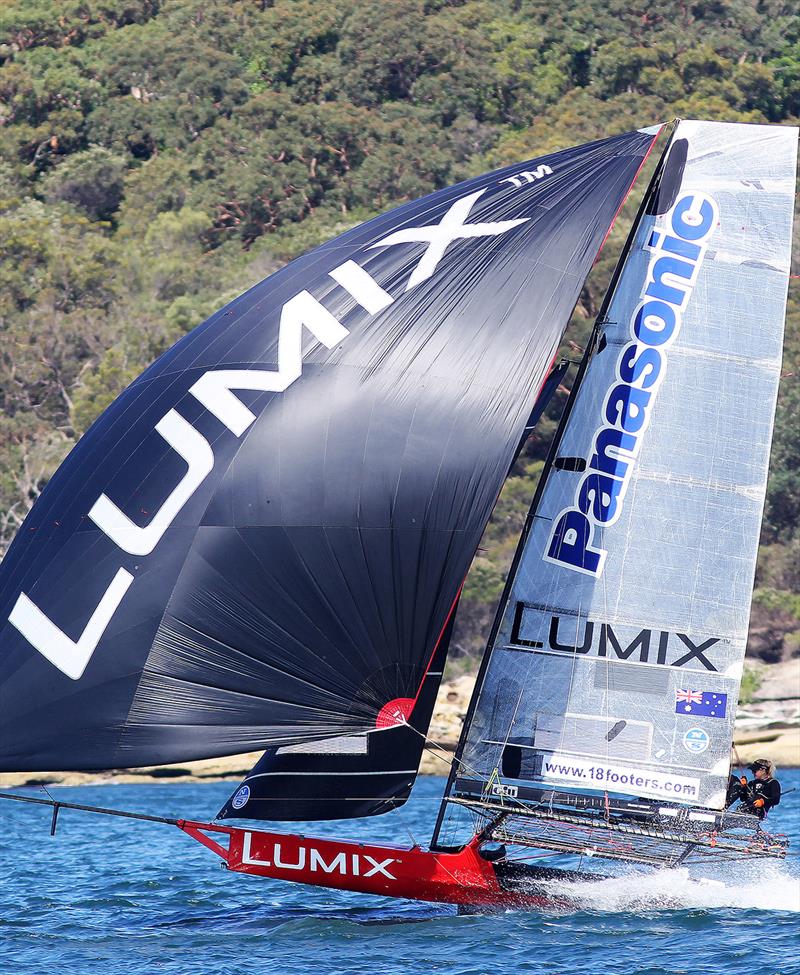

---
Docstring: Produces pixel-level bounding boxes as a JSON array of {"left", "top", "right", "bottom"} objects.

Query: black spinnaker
[{"left": 0, "top": 128, "right": 659, "bottom": 821}]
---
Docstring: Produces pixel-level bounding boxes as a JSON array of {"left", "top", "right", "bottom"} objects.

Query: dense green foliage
[
  {"left": 0, "top": 0, "right": 798, "bottom": 664},
  {"left": 737, "top": 663, "right": 764, "bottom": 706}
]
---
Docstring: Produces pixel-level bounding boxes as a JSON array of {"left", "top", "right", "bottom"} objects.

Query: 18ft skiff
[{"left": 0, "top": 119, "right": 795, "bottom": 909}]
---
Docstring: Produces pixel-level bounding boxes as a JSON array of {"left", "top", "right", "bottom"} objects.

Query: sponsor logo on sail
[
  {"left": 8, "top": 188, "right": 531, "bottom": 680},
  {"left": 231, "top": 786, "right": 250, "bottom": 809},
  {"left": 683, "top": 728, "right": 710, "bottom": 754},
  {"left": 545, "top": 190, "right": 719, "bottom": 577},
  {"left": 513, "top": 612, "right": 722, "bottom": 671},
  {"left": 500, "top": 165, "right": 553, "bottom": 189},
  {"left": 540, "top": 753, "right": 700, "bottom": 801}
]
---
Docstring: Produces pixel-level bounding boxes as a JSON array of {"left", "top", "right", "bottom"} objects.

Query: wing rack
[{"left": 452, "top": 780, "right": 789, "bottom": 867}]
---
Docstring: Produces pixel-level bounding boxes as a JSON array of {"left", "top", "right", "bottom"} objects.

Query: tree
[
  {"left": 0, "top": 0, "right": 797, "bottom": 662},
  {"left": 43, "top": 145, "right": 125, "bottom": 219}
]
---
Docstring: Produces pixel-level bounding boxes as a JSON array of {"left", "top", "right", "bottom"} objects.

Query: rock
[
  {"left": 750, "top": 657, "right": 800, "bottom": 703},
  {"left": 732, "top": 727, "right": 800, "bottom": 769},
  {"left": 0, "top": 753, "right": 261, "bottom": 789}
]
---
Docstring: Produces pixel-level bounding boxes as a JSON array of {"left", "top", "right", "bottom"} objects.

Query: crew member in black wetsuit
[{"left": 725, "top": 758, "right": 781, "bottom": 819}]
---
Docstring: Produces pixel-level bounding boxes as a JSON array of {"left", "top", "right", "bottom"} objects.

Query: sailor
[{"left": 725, "top": 759, "right": 781, "bottom": 819}]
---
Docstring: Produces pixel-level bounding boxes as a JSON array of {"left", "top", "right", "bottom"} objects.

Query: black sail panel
[
  {"left": 217, "top": 606, "right": 455, "bottom": 821},
  {"left": 510, "top": 358, "right": 572, "bottom": 469},
  {"left": 0, "top": 128, "right": 658, "bottom": 774}
]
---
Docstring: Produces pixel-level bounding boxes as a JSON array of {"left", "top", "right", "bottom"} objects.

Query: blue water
[{"left": 1, "top": 773, "right": 798, "bottom": 975}]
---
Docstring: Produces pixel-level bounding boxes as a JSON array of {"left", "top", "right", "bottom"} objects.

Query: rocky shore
[
  {"left": 731, "top": 658, "right": 800, "bottom": 767},
  {"left": 1, "top": 660, "right": 797, "bottom": 790}
]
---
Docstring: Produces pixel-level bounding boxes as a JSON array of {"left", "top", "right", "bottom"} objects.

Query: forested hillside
[{"left": 0, "top": 0, "right": 798, "bottom": 664}]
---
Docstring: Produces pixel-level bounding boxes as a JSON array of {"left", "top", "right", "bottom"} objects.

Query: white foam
[{"left": 549, "top": 863, "right": 800, "bottom": 913}]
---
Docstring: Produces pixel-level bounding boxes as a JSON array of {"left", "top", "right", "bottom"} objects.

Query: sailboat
[{"left": 0, "top": 119, "right": 795, "bottom": 911}]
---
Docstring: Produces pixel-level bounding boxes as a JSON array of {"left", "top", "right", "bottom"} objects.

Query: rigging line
[
  {"left": 499, "top": 680, "right": 526, "bottom": 763},
  {"left": 409, "top": 581, "right": 463, "bottom": 713},
  {"left": 592, "top": 123, "right": 666, "bottom": 265},
  {"left": 557, "top": 599, "right": 586, "bottom": 789},
  {"left": 40, "top": 783, "right": 58, "bottom": 805},
  {"left": 403, "top": 721, "right": 485, "bottom": 782},
  {"left": 511, "top": 129, "right": 679, "bottom": 803},
  {"left": 241, "top": 769, "right": 419, "bottom": 780},
  {"left": 432, "top": 308, "right": 591, "bottom": 840},
  {"left": 216, "top": 795, "right": 455, "bottom": 807},
  {"left": 211, "top": 798, "right": 466, "bottom": 825}
]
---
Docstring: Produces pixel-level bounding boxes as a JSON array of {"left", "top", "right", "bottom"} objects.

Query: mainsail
[
  {"left": 435, "top": 120, "right": 797, "bottom": 846},
  {"left": 0, "top": 128, "right": 658, "bottom": 824}
]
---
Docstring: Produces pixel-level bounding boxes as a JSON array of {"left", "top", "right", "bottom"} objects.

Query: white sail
[{"left": 458, "top": 121, "right": 797, "bottom": 810}]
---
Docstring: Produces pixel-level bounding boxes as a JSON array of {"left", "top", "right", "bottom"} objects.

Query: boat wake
[{"left": 549, "top": 862, "right": 800, "bottom": 913}]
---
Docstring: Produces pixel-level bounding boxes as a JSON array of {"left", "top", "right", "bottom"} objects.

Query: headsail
[
  {"left": 436, "top": 121, "right": 797, "bottom": 845},
  {"left": 0, "top": 130, "right": 657, "bottom": 818}
]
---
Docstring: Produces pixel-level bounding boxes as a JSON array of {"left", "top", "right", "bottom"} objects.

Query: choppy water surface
[{"left": 1, "top": 773, "right": 798, "bottom": 975}]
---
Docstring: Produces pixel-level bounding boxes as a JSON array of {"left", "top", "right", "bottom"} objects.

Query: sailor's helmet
[{"left": 747, "top": 758, "right": 775, "bottom": 777}]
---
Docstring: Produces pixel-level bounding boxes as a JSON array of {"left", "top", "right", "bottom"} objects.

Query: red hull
[{"left": 178, "top": 820, "right": 551, "bottom": 909}]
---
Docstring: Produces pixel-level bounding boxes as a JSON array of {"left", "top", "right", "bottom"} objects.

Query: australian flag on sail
[{"left": 675, "top": 690, "right": 727, "bottom": 718}]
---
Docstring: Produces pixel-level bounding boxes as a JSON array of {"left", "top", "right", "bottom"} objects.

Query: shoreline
[{"left": 2, "top": 661, "right": 798, "bottom": 789}]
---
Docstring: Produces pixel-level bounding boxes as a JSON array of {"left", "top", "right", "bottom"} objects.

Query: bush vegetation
[{"left": 0, "top": 0, "right": 798, "bottom": 665}]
